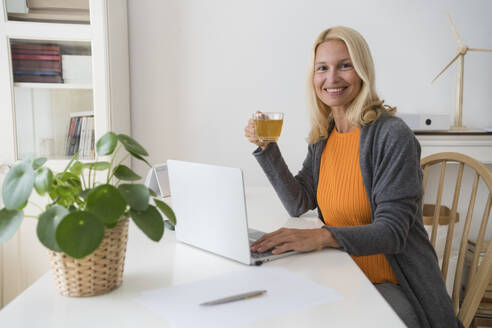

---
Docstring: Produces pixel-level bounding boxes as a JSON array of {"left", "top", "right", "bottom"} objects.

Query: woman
[{"left": 244, "top": 26, "right": 461, "bottom": 328}]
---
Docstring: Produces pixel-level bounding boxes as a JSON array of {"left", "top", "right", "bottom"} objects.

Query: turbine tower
[{"left": 432, "top": 12, "right": 492, "bottom": 131}]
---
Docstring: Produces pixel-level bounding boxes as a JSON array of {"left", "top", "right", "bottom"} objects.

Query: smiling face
[{"left": 313, "top": 40, "right": 362, "bottom": 113}]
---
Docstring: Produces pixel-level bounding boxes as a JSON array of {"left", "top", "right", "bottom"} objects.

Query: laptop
[{"left": 166, "top": 160, "right": 296, "bottom": 265}]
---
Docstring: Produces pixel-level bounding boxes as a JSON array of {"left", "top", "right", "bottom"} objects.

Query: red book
[
  {"left": 12, "top": 59, "right": 62, "bottom": 72},
  {"left": 12, "top": 54, "right": 61, "bottom": 61},
  {"left": 66, "top": 117, "right": 75, "bottom": 155},
  {"left": 14, "top": 74, "right": 63, "bottom": 83},
  {"left": 11, "top": 48, "right": 60, "bottom": 55},
  {"left": 11, "top": 44, "right": 60, "bottom": 52}
]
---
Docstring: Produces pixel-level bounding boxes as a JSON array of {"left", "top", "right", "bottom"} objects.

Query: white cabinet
[
  {"left": 416, "top": 132, "right": 492, "bottom": 164},
  {"left": 0, "top": 0, "right": 130, "bottom": 308}
]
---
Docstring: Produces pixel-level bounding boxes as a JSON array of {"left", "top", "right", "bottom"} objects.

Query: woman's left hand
[{"left": 250, "top": 228, "right": 334, "bottom": 255}]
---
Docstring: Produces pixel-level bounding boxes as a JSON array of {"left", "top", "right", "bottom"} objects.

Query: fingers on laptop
[
  {"left": 251, "top": 228, "right": 323, "bottom": 255},
  {"left": 251, "top": 228, "right": 292, "bottom": 254}
]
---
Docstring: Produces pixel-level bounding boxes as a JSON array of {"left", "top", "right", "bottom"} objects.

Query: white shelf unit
[
  {"left": 0, "top": 0, "right": 130, "bottom": 308},
  {"left": 0, "top": 0, "right": 130, "bottom": 165}
]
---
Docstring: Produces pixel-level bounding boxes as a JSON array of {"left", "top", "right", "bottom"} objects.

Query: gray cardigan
[{"left": 253, "top": 113, "right": 462, "bottom": 328}]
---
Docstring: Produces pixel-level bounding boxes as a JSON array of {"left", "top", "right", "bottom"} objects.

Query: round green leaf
[
  {"left": 0, "top": 208, "right": 23, "bottom": 243},
  {"left": 96, "top": 132, "right": 118, "bottom": 156},
  {"left": 2, "top": 162, "right": 34, "bottom": 210},
  {"left": 32, "top": 157, "right": 47, "bottom": 170},
  {"left": 34, "top": 167, "right": 53, "bottom": 195},
  {"left": 36, "top": 205, "right": 68, "bottom": 252},
  {"left": 113, "top": 165, "right": 141, "bottom": 181},
  {"left": 129, "top": 151, "right": 151, "bottom": 167},
  {"left": 56, "top": 211, "right": 105, "bottom": 259},
  {"left": 56, "top": 185, "right": 73, "bottom": 196},
  {"left": 57, "top": 171, "right": 82, "bottom": 186},
  {"left": 130, "top": 205, "right": 164, "bottom": 242},
  {"left": 118, "top": 184, "right": 149, "bottom": 211},
  {"left": 86, "top": 184, "right": 127, "bottom": 225},
  {"left": 118, "top": 134, "right": 149, "bottom": 156},
  {"left": 154, "top": 198, "right": 176, "bottom": 225}
]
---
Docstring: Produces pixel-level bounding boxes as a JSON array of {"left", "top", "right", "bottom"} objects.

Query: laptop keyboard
[
  {"left": 251, "top": 249, "right": 274, "bottom": 258},
  {"left": 248, "top": 228, "right": 265, "bottom": 242}
]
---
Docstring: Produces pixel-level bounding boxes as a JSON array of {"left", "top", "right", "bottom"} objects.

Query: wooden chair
[{"left": 421, "top": 152, "right": 492, "bottom": 328}]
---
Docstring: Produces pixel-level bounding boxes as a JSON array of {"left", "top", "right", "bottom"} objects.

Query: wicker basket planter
[{"left": 48, "top": 218, "right": 129, "bottom": 297}]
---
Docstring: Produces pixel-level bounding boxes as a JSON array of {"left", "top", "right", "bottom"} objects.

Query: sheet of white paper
[{"left": 136, "top": 267, "right": 342, "bottom": 328}]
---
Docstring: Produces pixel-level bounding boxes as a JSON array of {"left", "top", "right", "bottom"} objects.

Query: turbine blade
[
  {"left": 469, "top": 48, "right": 492, "bottom": 52},
  {"left": 432, "top": 53, "right": 460, "bottom": 83},
  {"left": 447, "top": 11, "right": 463, "bottom": 46}
]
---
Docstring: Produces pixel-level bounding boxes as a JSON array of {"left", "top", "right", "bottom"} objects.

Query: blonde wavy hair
[{"left": 306, "top": 26, "right": 396, "bottom": 144}]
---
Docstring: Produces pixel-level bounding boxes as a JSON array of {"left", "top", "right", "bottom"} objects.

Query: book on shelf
[
  {"left": 13, "top": 70, "right": 60, "bottom": 76},
  {"left": 64, "top": 116, "right": 75, "bottom": 156},
  {"left": 12, "top": 54, "right": 61, "bottom": 61},
  {"left": 12, "top": 59, "right": 62, "bottom": 71},
  {"left": 11, "top": 42, "right": 63, "bottom": 83},
  {"left": 11, "top": 43, "right": 60, "bottom": 52},
  {"left": 70, "top": 116, "right": 81, "bottom": 155},
  {"left": 79, "top": 115, "right": 89, "bottom": 158},
  {"left": 65, "top": 112, "right": 94, "bottom": 158},
  {"left": 11, "top": 48, "right": 59, "bottom": 56},
  {"left": 83, "top": 117, "right": 94, "bottom": 158},
  {"left": 14, "top": 74, "right": 62, "bottom": 83}
]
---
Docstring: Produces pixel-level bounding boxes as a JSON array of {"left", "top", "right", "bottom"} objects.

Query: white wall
[{"left": 127, "top": 0, "right": 492, "bottom": 187}]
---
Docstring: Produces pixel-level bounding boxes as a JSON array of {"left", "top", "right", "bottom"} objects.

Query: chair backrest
[{"left": 421, "top": 152, "right": 492, "bottom": 327}]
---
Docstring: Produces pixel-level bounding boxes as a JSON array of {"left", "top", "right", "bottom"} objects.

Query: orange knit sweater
[{"left": 317, "top": 127, "right": 398, "bottom": 284}]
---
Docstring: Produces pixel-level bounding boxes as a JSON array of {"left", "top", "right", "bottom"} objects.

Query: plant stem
[
  {"left": 115, "top": 153, "right": 131, "bottom": 168},
  {"left": 63, "top": 151, "right": 79, "bottom": 173},
  {"left": 92, "top": 154, "right": 98, "bottom": 188},
  {"left": 88, "top": 164, "right": 92, "bottom": 189},
  {"left": 80, "top": 172, "right": 87, "bottom": 189},
  {"left": 106, "top": 145, "right": 121, "bottom": 183}
]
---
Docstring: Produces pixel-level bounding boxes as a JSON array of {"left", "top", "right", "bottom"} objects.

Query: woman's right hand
[{"left": 244, "top": 111, "right": 271, "bottom": 149}]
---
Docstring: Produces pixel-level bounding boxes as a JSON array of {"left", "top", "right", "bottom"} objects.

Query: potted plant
[{"left": 0, "top": 132, "right": 176, "bottom": 297}]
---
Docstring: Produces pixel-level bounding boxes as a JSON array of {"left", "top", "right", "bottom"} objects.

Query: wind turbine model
[{"left": 432, "top": 12, "right": 492, "bottom": 131}]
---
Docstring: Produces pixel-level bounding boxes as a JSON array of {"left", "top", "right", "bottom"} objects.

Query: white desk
[{"left": 0, "top": 187, "right": 405, "bottom": 327}]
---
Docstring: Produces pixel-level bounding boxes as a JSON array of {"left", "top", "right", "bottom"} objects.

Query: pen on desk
[{"left": 200, "top": 290, "right": 267, "bottom": 306}]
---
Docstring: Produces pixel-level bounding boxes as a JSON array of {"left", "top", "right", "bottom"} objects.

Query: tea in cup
[{"left": 253, "top": 112, "right": 284, "bottom": 142}]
